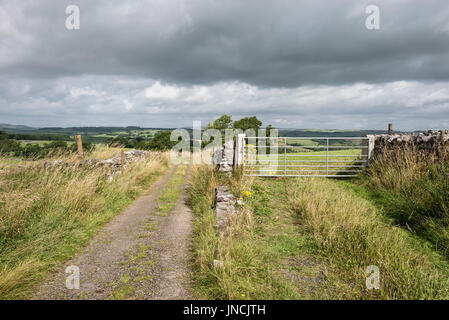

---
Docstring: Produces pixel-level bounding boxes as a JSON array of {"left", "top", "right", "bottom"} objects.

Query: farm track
[{"left": 31, "top": 164, "right": 194, "bottom": 300}]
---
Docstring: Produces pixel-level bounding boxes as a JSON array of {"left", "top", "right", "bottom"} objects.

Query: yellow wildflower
[{"left": 241, "top": 190, "right": 252, "bottom": 197}]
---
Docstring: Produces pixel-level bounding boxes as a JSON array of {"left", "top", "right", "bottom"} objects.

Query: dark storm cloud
[
  {"left": 1, "top": 0, "right": 449, "bottom": 129},
  {"left": 2, "top": 0, "right": 449, "bottom": 86}
]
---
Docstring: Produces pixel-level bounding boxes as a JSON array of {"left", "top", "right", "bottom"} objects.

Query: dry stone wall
[
  {"left": 371, "top": 130, "right": 449, "bottom": 158},
  {"left": 43, "top": 149, "right": 154, "bottom": 178},
  {"left": 217, "top": 140, "right": 235, "bottom": 172},
  {"left": 215, "top": 186, "right": 236, "bottom": 234}
]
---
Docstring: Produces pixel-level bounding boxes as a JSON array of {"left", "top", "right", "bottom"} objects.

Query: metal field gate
[{"left": 243, "top": 136, "right": 372, "bottom": 177}]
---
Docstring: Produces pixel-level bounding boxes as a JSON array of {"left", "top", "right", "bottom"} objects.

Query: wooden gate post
[
  {"left": 388, "top": 123, "right": 393, "bottom": 135},
  {"left": 75, "top": 135, "right": 84, "bottom": 159}
]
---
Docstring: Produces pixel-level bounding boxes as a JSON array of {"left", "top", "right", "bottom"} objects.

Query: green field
[{"left": 245, "top": 144, "right": 365, "bottom": 176}]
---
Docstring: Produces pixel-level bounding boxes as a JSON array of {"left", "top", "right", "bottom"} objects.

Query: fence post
[
  {"left": 388, "top": 123, "right": 393, "bottom": 135},
  {"left": 121, "top": 149, "right": 125, "bottom": 172},
  {"left": 75, "top": 135, "right": 84, "bottom": 159}
]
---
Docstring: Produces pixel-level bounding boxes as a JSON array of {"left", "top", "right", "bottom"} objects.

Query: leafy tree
[
  {"left": 204, "top": 115, "right": 234, "bottom": 145},
  {"left": 233, "top": 116, "right": 262, "bottom": 132},
  {"left": 147, "top": 130, "right": 177, "bottom": 150},
  {"left": 206, "top": 114, "right": 233, "bottom": 132},
  {"left": 135, "top": 140, "right": 150, "bottom": 150},
  {"left": 107, "top": 137, "right": 136, "bottom": 148}
]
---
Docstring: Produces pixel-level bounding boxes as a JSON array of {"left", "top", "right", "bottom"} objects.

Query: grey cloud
[
  {"left": 2, "top": 0, "right": 449, "bottom": 86},
  {"left": 1, "top": 0, "right": 449, "bottom": 130},
  {"left": 1, "top": 75, "right": 448, "bottom": 130}
]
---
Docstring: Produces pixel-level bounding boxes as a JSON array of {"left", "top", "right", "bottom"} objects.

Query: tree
[
  {"left": 206, "top": 114, "right": 233, "bottom": 132},
  {"left": 0, "top": 130, "right": 7, "bottom": 140},
  {"left": 204, "top": 115, "right": 233, "bottom": 145},
  {"left": 147, "top": 130, "right": 177, "bottom": 150},
  {"left": 233, "top": 116, "right": 262, "bottom": 132},
  {"left": 107, "top": 136, "right": 136, "bottom": 148}
]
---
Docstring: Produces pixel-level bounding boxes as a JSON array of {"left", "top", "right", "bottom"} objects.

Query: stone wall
[
  {"left": 43, "top": 149, "right": 154, "bottom": 180},
  {"left": 215, "top": 186, "right": 236, "bottom": 234},
  {"left": 371, "top": 130, "right": 449, "bottom": 158},
  {"left": 214, "top": 140, "right": 235, "bottom": 172},
  {"left": 84, "top": 149, "right": 150, "bottom": 172}
]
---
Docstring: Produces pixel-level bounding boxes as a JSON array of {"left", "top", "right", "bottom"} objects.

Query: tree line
[
  {"left": 0, "top": 115, "right": 272, "bottom": 157},
  {"left": 0, "top": 130, "right": 94, "bottom": 158}
]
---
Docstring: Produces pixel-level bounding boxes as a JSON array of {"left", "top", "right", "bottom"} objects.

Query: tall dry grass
[
  {"left": 87, "top": 145, "right": 125, "bottom": 160},
  {"left": 364, "top": 144, "right": 449, "bottom": 257},
  {"left": 0, "top": 151, "right": 169, "bottom": 299},
  {"left": 286, "top": 176, "right": 449, "bottom": 299}
]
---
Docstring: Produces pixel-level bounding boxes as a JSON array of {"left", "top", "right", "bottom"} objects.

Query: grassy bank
[
  {"left": 190, "top": 154, "right": 449, "bottom": 299},
  {"left": 188, "top": 166, "right": 331, "bottom": 299},
  {"left": 356, "top": 147, "right": 449, "bottom": 258},
  {"left": 287, "top": 177, "right": 449, "bottom": 299},
  {"left": 0, "top": 152, "right": 169, "bottom": 299}
]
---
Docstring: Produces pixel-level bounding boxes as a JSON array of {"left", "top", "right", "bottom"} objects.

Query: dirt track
[{"left": 32, "top": 165, "right": 194, "bottom": 300}]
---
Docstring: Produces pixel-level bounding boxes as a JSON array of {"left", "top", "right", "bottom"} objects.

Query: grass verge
[
  {"left": 356, "top": 147, "right": 449, "bottom": 258},
  {"left": 190, "top": 159, "right": 449, "bottom": 299},
  {"left": 0, "top": 152, "right": 169, "bottom": 299},
  {"left": 188, "top": 165, "right": 328, "bottom": 299},
  {"left": 286, "top": 176, "right": 449, "bottom": 299}
]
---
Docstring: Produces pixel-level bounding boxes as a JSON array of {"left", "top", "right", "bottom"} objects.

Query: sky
[{"left": 0, "top": 0, "right": 449, "bottom": 130}]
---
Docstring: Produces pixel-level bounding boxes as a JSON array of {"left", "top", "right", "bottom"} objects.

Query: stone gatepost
[
  {"left": 234, "top": 134, "right": 246, "bottom": 168},
  {"left": 218, "top": 139, "right": 235, "bottom": 172}
]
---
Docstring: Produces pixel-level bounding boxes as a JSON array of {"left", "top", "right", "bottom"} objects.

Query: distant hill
[
  {"left": 1, "top": 123, "right": 410, "bottom": 137},
  {"left": 0, "top": 123, "right": 36, "bottom": 132},
  {"left": 0, "top": 124, "right": 174, "bottom": 143},
  {"left": 278, "top": 129, "right": 388, "bottom": 137},
  {"left": 0, "top": 124, "right": 172, "bottom": 135}
]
